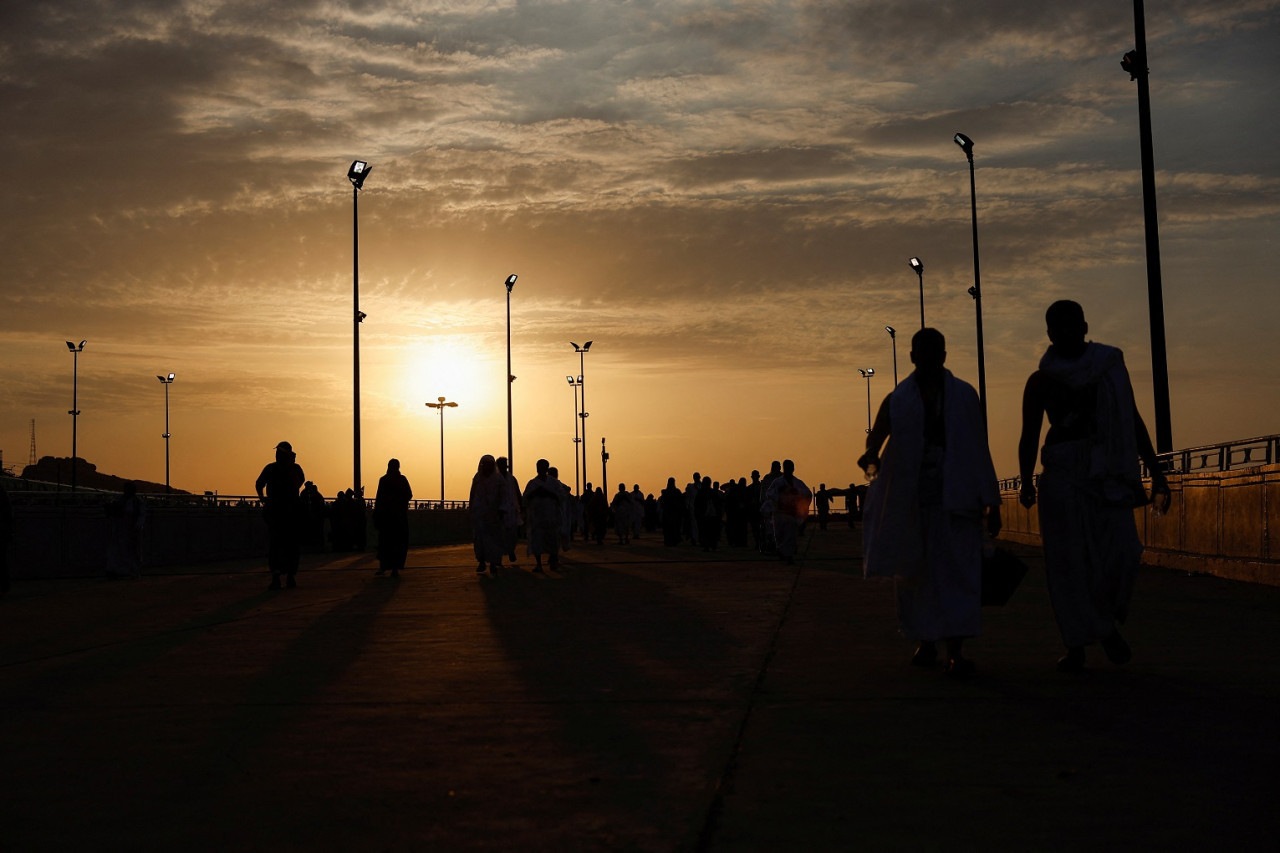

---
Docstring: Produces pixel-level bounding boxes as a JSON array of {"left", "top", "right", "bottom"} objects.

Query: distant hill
[{"left": 21, "top": 457, "right": 190, "bottom": 495}]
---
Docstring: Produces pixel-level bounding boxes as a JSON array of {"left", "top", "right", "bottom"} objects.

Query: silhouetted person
[
  {"left": 683, "top": 473, "right": 701, "bottom": 544},
  {"left": 589, "top": 487, "right": 608, "bottom": 545},
  {"left": 643, "top": 493, "right": 659, "bottom": 534},
  {"left": 0, "top": 482, "right": 12, "bottom": 597},
  {"left": 256, "top": 441, "right": 305, "bottom": 589},
  {"left": 524, "top": 459, "right": 564, "bottom": 570},
  {"left": 859, "top": 329, "right": 1001, "bottom": 677},
  {"left": 470, "top": 455, "right": 505, "bottom": 575},
  {"left": 724, "top": 478, "right": 749, "bottom": 547},
  {"left": 659, "top": 478, "right": 684, "bottom": 546},
  {"left": 496, "top": 456, "right": 522, "bottom": 567},
  {"left": 695, "top": 478, "right": 722, "bottom": 551},
  {"left": 330, "top": 490, "right": 352, "bottom": 551},
  {"left": 765, "top": 460, "right": 811, "bottom": 564},
  {"left": 745, "top": 470, "right": 763, "bottom": 550},
  {"left": 373, "top": 459, "right": 412, "bottom": 578},
  {"left": 816, "top": 484, "right": 831, "bottom": 531},
  {"left": 759, "top": 461, "right": 783, "bottom": 552},
  {"left": 1018, "top": 300, "right": 1170, "bottom": 672},
  {"left": 347, "top": 488, "right": 368, "bottom": 551},
  {"left": 549, "top": 466, "right": 573, "bottom": 552},
  {"left": 610, "top": 483, "right": 634, "bottom": 545},
  {"left": 301, "top": 481, "right": 327, "bottom": 551},
  {"left": 629, "top": 484, "right": 645, "bottom": 540}
]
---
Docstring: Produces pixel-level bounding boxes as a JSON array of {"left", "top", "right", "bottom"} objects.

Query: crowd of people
[{"left": 246, "top": 300, "right": 1168, "bottom": 677}]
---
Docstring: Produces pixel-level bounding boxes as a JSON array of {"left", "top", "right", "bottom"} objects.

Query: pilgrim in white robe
[
  {"left": 862, "top": 370, "right": 998, "bottom": 642},
  {"left": 766, "top": 474, "right": 812, "bottom": 560},
  {"left": 523, "top": 474, "right": 564, "bottom": 558},
  {"left": 1035, "top": 343, "right": 1144, "bottom": 647}
]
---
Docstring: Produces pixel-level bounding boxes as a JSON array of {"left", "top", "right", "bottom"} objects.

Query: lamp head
[
  {"left": 566, "top": 375, "right": 574, "bottom": 384},
  {"left": 66, "top": 341, "right": 76, "bottom": 352},
  {"left": 1121, "top": 50, "right": 1142, "bottom": 81},
  {"left": 347, "top": 160, "right": 371, "bottom": 189},
  {"left": 953, "top": 133, "right": 974, "bottom": 160},
  {"left": 505, "top": 273, "right": 518, "bottom": 292},
  {"left": 584, "top": 340, "right": 593, "bottom": 351},
  {"left": 909, "top": 257, "right": 923, "bottom": 274},
  {"left": 885, "top": 326, "right": 896, "bottom": 338}
]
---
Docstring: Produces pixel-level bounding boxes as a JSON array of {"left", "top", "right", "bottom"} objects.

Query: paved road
[{"left": 2, "top": 529, "right": 1277, "bottom": 850}]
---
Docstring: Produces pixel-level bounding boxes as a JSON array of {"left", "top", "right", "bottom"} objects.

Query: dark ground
[{"left": 2, "top": 526, "right": 1277, "bottom": 851}]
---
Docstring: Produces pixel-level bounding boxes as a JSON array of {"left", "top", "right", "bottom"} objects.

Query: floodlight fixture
[
  {"left": 953, "top": 132, "right": 974, "bottom": 161},
  {"left": 348, "top": 160, "right": 371, "bottom": 190}
]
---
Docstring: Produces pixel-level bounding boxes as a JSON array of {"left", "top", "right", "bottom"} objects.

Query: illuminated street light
[
  {"left": 884, "top": 326, "right": 898, "bottom": 386},
  {"left": 157, "top": 373, "right": 175, "bottom": 494},
  {"left": 908, "top": 257, "right": 925, "bottom": 328},
  {"left": 571, "top": 341, "right": 593, "bottom": 489},
  {"left": 425, "top": 396, "right": 459, "bottom": 505},
  {"left": 858, "top": 367, "right": 875, "bottom": 434},
  {"left": 954, "top": 132, "right": 988, "bottom": 434},
  {"left": 66, "top": 340, "right": 86, "bottom": 491},
  {"left": 505, "top": 273, "right": 518, "bottom": 476},
  {"left": 348, "top": 159, "right": 372, "bottom": 499}
]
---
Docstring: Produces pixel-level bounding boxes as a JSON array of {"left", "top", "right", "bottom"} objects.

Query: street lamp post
[
  {"left": 505, "top": 274, "right": 518, "bottom": 476},
  {"left": 858, "top": 368, "right": 875, "bottom": 434},
  {"left": 567, "top": 375, "right": 583, "bottom": 496},
  {"left": 1122, "top": 0, "right": 1173, "bottom": 453},
  {"left": 157, "top": 373, "right": 175, "bottom": 494},
  {"left": 600, "top": 437, "right": 609, "bottom": 500},
  {"left": 909, "top": 257, "right": 925, "bottom": 328},
  {"left": 571, "top": 341, "right": 593, "bottom": 488},
  {"left": 65, "top": 340, "right": 86, "bottom": 492},
  {"left": 348, "top": 159, "right": 372, "bottom": 499},
  {"left": 425, "top": 396, "right": 458, "bottom": 505},
  {"left": 954, "top": 132, "right": 988, "bottom": 435},
  {"left": 884, "top": 327, "right": 898, "bottom": 386}
]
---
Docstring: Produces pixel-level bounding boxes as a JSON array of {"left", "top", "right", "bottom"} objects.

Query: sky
[{"left": 2, "top": 0, "right": 1278, "bottom": 500}]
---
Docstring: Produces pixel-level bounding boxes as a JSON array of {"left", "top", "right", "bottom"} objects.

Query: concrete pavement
[{"left": 2, "top": 528, "right": 1277, "bottom": 850}]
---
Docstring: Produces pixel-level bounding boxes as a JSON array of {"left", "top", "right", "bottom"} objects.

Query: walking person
[
  {"left": 373, "top": 459, "right": 412, "bottom": 578},
  {"left": 470, "top": 455, "right": 506, "bottom": 575},
  {"left": 859, "top": 329, "right": 1001, "bottom": 677},
  {"left": 765, "top": 461, "right": 812, "bottom": 564},
  {"left": 523, "top": 459, "right": 564, "bottom": 572},
  {"left": 1018, "top": 300, "right": 1170, "bottom": 672},
  {"left": 495, "top": 457, "right": 522, "bottom": 568},
  {"left": 255, "top": 441, "right": 306, "bottom": 589}
]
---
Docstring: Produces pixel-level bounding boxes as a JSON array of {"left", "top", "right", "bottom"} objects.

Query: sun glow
[{"left": 404, "top": 337, "right": 502, "bottom": 418}]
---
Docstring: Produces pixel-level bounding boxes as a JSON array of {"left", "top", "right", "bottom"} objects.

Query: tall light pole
[
  {"left": 571, "top": 341, "right": 593, "bottom": 488},
  {"left": 425, "top": 396, "right": 458, "bottom": 505},
  {"left": 1122, "top": 0, "right": 1173, "bottom": 453},
  {"left": 157, "top": 373, "right": 175, "bottom": 494},
  {"left": 65, "top": 340, "right": 86, "bottom": 492},
  {"left": 859, "top": 368, "right": 875, "bottom": 434},
  {"left": 954, "top": 132, "right": 988, "bottom": 435},
  {"left": 505, "top": 273, "right": 518, "bottom": 476},
  {"left": 348, "top": 159, "right": 372, "bottom": 499},
  {"left": 909, "top": 257, "right": 925, "bottom": 328},
  {"left": 567, "top": 375, "right": 583, "bottom": 496},
  {"left": 884, "top": 327, "right": 898, "bottom": 386}
]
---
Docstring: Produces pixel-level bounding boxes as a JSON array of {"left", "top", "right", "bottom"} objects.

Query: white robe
[
  {"left": 862, "top": 370, "right": 997, "bottom": 641},
  {"left": 523, "top": 475, "right": 564, "bottom": 557},
  {"left": 1036, "top": 343, "right": 1144, "bottom": 646},
  {"left": 766, "top": 474, "right": 812, "bottom": 559}
]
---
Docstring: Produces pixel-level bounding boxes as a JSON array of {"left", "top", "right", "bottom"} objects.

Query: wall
[{"left": 999, "top": 463, "right": 1279, "bottom": 586}]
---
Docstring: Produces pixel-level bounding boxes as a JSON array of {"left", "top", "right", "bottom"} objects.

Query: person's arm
[
  {"left": 1018, "top": 374, "right": 1046, "bottom": 508},
  {"left": 857, "top": 395, "right": 893, "bottom": 473},
  {"left": 255, "top": 466, "right": 269, "bottom": 501},
  {"left": 1133, "top": 405, "right": 1171, "bottom": 513}
]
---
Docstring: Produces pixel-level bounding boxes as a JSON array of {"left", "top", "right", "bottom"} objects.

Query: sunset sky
[{"left": 2, "top": 1, "right": 1278, "bottom": 500}]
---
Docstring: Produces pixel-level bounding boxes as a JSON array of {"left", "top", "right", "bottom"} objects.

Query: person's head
[
  {"left": 693, "top": 472, "right": 701, "bottom": 484},
  {"left": 1046, "top": 300, "right": 1088, "bottom": 349},
  {"left": 666, "top": 477, "right": 676, "bottom": 489},
  {"left": 275, "top": 440, "right": 294, "bottom": 463},
  {"left": 770, "top": 460, "right": 781, "bottom": 474},
  {"left": 910, "top": 328, "right": 947, "bottom": 374},
  {"left": 548, "top": 466, "right": 559, "bottom": 479},
  {"left": 783, "top": 459, "right": 795, "bottom": 476},
  {"left": 820, "top": 483, "right": 826, "bottom": 490},
  {"left": 496, "top": 456, "right": 509, "bottom": 474},
  {"left": 617, "top": 482, "right": 626, "bottom": 493},
  {"left": 387, "top": 458, "right": 400, "bottom": 473},
  {"left": 478, "top": 455, "right": 496, "bottom": 477},
  {"left": 751, "top": 469, "right": 760, "bottom": 481},
  {"left": 536, "top": 458, "right": 549, "bottom": 475}
]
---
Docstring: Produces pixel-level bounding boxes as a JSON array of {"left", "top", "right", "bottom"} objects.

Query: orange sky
[{"left": 2, "top": 2, "right": 1278, "bottom": 499}]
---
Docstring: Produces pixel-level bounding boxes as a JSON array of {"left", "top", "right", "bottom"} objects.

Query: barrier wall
[
  {"left": 5, "top": 504, "right": 473, "bottom": 579},
  {"left": 999, "top": 463, "right": 1279, "bottom": 586}
]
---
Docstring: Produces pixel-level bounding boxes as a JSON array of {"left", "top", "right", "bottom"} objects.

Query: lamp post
[
  {"left": 348, "top": 159, "right": 372, "bottom": 499},
  {"left": 425, "top": 396, "right": 458, "bottom": 505},
  {"left": 858, "top": 368, "right": 875, "bottom": 434},
  {"left": 505, "top": 273, "right": 518, "bottom": 476},
  {"left": 157, "top": 373, "right": 175, "bottom": 494},
  {"left": 1122, "top": 0, "right": 1173, "bottom": 453},
  {"left": 65, "top": 340, "right": 86, "bottom": 492},
  {"left": 571, "top": 341, "right": 593, "bottom": 489},
  {"left": 567, "top": 375, "right": 583, "bottom": 496},
  {"left": 600, "top": 436, "right": 609, "bottom": 500},
  {"left": 884, "top": 327, "right": 898, "bottom": 386},
  {"left": 954, "top": 132, "right": 988, "bottom": 435},
  {"left": 909, "top": 257, "right": 925, "bottom": 328}
]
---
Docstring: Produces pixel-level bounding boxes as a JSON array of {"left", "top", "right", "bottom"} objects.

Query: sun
[{"left": 403, "top": 337, "right": 500, "bottom": 417}]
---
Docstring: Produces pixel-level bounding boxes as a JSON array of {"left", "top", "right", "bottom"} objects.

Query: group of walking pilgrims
[{"left": 254, "top": 300, "right": 1169, "bottom": 678}]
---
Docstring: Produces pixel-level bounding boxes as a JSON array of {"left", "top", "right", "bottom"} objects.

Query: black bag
[{"left": 981, "top": 546, "right": 1028, "bottom": 606}]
